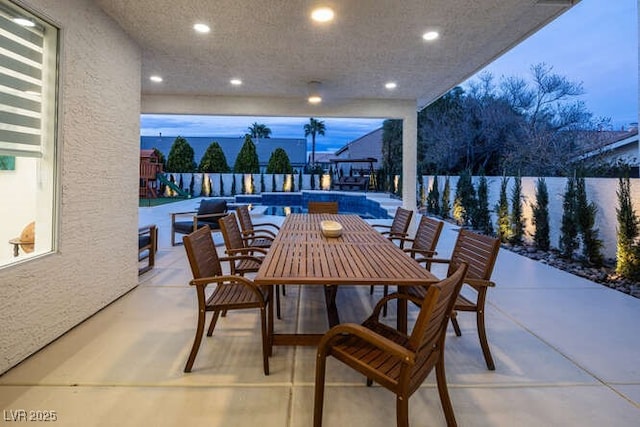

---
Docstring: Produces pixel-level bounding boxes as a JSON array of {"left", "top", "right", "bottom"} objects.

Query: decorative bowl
[{"left": 320, "top": 220, "right": 343, "bottom": 238}]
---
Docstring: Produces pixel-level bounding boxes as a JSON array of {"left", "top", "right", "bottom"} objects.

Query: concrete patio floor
[{"left": 1, "top": 196, "right": 639, "bottom": 426}]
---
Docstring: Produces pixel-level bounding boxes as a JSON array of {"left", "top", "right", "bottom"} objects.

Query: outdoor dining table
[{"left": 253, "top": 213, "right": 439, "bottom": 348}]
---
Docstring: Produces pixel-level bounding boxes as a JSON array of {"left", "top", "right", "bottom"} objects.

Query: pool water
[{"left": 260, "top": 205, "right": 381, "bottom": 219}]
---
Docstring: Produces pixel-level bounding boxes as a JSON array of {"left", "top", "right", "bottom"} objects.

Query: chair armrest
[
  {"left": 138, "top": 224, "right": 156, "bottom": 236},
  {"left": 220, "top": 254, "right": 265, "bottom": 265},
  {"left": 223, "top": 247, "right": 268, "bottom": 256},
  {"left": 195, "top": 212, "right": 229, "bottom": 221},
  {"left": 371, "top": 224, "right": 392, "bottom": 231},
  {"left": 466, "top": 278, "right": 495, "bottom": 288},
  {"left": 318, "top": 323, "right": 414, "bottom": 364},
  {"left": 403, "top": 248, "right": 437, "bottom": 258},
  {"left": 189, "top": 274, "right": 265, "bottom": 300},
  {"left": 369, "top": 292, "right": 424, "bottom": 320},
  {"left": 253, "top": 222, "right": 281, "bottom": 231},
  {"left": 242, "top": 229, "right": 277, "bottom": 239}
]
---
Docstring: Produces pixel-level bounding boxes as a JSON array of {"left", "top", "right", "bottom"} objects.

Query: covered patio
[{"left": 1, "top": 200, "right": 638, "bottom": 425}]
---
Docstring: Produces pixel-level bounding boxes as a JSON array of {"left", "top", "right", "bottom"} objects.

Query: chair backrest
[
  {"left": 236, "top": 205, "right": 254, "bottom": 234},
  {"left": 182, "top": 225, "right": 223, "bottom": 279},
  {"left": 412, "top": 216, "right": 444, "bottom": 252},
  {"left": 448, "top": 229, "right": 500, "bottom": 283},
  {"left": 308, "top": 201, "right": 339, "bottom": 214},
  {"left": 390, "top": 207, "right": 413, "bottom": 235},
  {"left": 219, "top": 212, "right": 245, "bottom": 251},
  {"left": 407, "top": 263, "right": 467, "bottom": 390}
]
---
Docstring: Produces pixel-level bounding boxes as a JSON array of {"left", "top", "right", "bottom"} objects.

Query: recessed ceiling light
[
  {"left": 422, "top": 31, "right": 439, "bottom": 41},
  {"left": 308, "top": 95, "right": 322, "bottom": 104},
  {"left": 150, "top": 75, "right": 163, "bottom": 83},
  {"left": 193, "top": 23, "right": 210, "bottom": 33},
  {"left": 230, "top": 78, "right": 242, "bottom": 86},
  {"left": 311, "top": 7, "right": 334, "bottom": 23},
  {"left": 13, "top": 18, "right": 35, "bottom": 27},
  {"left": 385, "top": 82, "right": 397, "bottom": 90}
]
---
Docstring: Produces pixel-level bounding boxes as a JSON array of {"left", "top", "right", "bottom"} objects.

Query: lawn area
[{"left": 139, "top": 197, "right": 188, "bottom": 207}]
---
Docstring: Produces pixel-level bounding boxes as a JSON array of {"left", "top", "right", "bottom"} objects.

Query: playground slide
[{"left": 157, "top": 173, "right": 191, "bottom": 198}]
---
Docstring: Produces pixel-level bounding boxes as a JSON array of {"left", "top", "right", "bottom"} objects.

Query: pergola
[{"left": 96, "top": 0, "right": 580, "bottom": 209}]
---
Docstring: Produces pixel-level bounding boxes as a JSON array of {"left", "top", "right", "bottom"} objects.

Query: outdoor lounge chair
[
  {"left": 138, "top": 224, "right": 157, "bottom": 275},
  {"left": 170, "top": 199, "right": 228, "bottom": 246},
  {"left": 407, "top": 228, "right": 501, "bottom": 370},
  {"left": 313, "top": 263, "right": 468, "bottom": 427},
  {"left": 182, "top": 225, "right": 270, "bottom": 375}
]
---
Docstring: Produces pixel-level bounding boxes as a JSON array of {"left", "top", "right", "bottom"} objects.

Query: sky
[{"left": 141, "top": 0, "right": 638, "bottom": 153}]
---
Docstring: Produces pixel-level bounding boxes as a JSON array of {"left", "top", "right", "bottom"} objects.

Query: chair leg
[
  {"left": 382, "top": 285, "right": 389, "bottom": 317},
  {"left": 476, "top": 308, "right": 495, "bottom": 370},
  {"left": 435, "top": 352, "right": 458, "bottom": 427},
  {"left": 206, "top": 310, "right": 220, "bottom": 337},
  {"left": 313, "top": 349, "right": 328, "bottom": 427},
  {"left": 184, "top": 308, "right": 206, "bottom": 373},
  {"left": 268, "top": 287, "right": 274, "bottom": 357},
  {"left": 396, "top": 394, "right": 409, "bottom": 427},
  {"left": 451, "top": 312, "right": 462, "bottom": 336},
  {"left": 260, "top": 307, "right": 269, "bottom": 375},
  {"left": 275, "top": 285, "right": 282, "bottom": 320}
]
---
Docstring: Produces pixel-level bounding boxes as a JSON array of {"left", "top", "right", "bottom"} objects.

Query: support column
[{"left": 402, "top": 109, "right": 418, "bottom": 211}]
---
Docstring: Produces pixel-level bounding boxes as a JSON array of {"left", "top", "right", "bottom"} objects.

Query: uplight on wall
[
  {"left": 307, "top": 81, "right": 322, "bottom": 104},
  {"left": 321, "top": 174, "right": 331, "bottom": 190}
]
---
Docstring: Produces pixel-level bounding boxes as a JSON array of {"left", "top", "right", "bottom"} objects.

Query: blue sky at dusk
[{"left": 141, "top": 0, "right": 638, "bottom": 154}]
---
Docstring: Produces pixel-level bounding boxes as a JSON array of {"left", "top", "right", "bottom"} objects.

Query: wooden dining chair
[
  {"left": 313, "top": 263, "right": 468, "bottom": 427},
  {"left": 407, "top": 228, "right": 501, "bottom": 370},
  {"left": 235, "top": 204, "right": 279, "bottom": 248},
  {"left": 369, "top": 207, "right": 416, "bottom": 300},
  {"left": 372, "top": 216, "right": 445, "bottom": 316},
  {"left": 371, "top": 206, "right": 413, "bottom": 243},
  {"left": 219, "top": 212, "right": 282, "bottom": 319},
  {"left": 308, "top": 201, "right": 339, "bottom": 214},
  {"left": 182, "top": 225, "right": 270, "bottom": 375}
]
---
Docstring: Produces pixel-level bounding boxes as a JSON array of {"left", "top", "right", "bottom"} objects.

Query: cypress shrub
[
  {"left": 559, "top": 176, "right": 579, "bottom": 259},
  {"left": 427, "top": 175, "right": 440, "bottom": 215},
  {"left": 532, "top": 178, "right": 550, "bottom": 251},
  {"left": 616, "top": 174, "right": 640, "bottom": 279},
  {"left": 271, "top": 173, "right": 276, "bottom": 192},
  {"left": 233, "top": 135, "right": 260, "bottom": 173},
  {"left": 219, "top": 174, "right": 224, "bottom": 196},
  {"left": 496, "top": 175, "right": 510, "bottom": 243},
  {"left": 453, "top": 170, "right": 476, "bottom": 226},
  {"left": 166, "top": 136, "right": 197, "bottom": 172},
  {"left": 260, "top": 173, "right": 265, "bottom": 193},
  {"left": 199, "top": 142, "right": 230, "bottom": 172},
  {"left": 510, "top": 175, "right": 524, "bottom": 244},
  {"left": 576, "top": 177, "right": 603, "bottom": 266},
  {"left": 298, "top": 169, "right": 303, "bottom": 191},
  {"left": 231, "top": 174, "right": 237, "bottom": 196},
  {"left": 440, "top": 176, "right": 451, "bottom": 219},
  {"left": 476, "top": 174, "right": 493, "bottom": 235}
]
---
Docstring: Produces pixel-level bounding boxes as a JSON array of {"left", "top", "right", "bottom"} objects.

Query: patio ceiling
[{"left": 95, "top": 0, "right": 578, "bottom": 111}]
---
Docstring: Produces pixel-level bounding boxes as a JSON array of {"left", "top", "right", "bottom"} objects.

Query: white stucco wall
[
  {"left": 424, "top": 175, "right": 640, "bottom": 260},
  {"left": 0, "top": 0, "right": 141, "bottom": 374}
]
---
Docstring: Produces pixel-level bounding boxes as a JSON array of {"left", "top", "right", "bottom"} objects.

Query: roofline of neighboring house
[
  {"left": 575, "top": 130, "right": 639, "bottom": 162},
  {"left": 334, "top": 127, "right": 383, "bottom": 156}
]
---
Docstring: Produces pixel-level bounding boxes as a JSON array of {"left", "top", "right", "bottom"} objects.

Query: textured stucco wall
[
  {"left": 423, "top": 176, "right": 640, "bottom": 260},
  {"left": 0, "top": 0, "right": 141, "bottom": 374}
]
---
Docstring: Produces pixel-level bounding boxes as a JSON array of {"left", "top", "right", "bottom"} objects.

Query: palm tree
[
  {"left": 247, "top": 122, "right": 272, "bottom": 138},
  {"left": 303, "top": 117, "right": 326, "bottom": 166}
]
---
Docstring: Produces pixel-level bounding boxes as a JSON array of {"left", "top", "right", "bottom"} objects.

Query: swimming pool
[
  {"left": 235, "top": 191, "right": 392, "bottom": 219},
  {"left": 260, "top": 205, "right": 383, "bottom": 219}
]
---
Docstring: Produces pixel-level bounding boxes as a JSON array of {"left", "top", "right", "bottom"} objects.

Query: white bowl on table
[{"left": 320, "top": 220, "right": 343, "bottom": 238}]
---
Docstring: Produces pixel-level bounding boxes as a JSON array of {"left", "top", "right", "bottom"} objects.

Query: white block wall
[
  {"left": 0, "top": 0, "right": 141, "bottom": 374},
  {"left": 423, "top": 176, "right": 640, "bottom": 260}
]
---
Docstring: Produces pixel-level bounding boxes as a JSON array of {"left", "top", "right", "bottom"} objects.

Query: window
[{"left": 0, "top": 0, "right": 58, "bottom": 268}]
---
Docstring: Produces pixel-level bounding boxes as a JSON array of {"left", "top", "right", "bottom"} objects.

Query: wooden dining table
[{"left": 253, "top": 213, "right": 438, "bottom": 348}]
